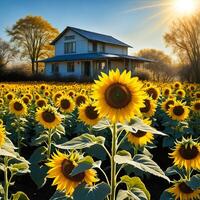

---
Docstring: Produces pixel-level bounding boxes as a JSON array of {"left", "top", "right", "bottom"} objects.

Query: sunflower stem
[
  {"left": 110, "top": 123, "right": 117, "bottom": 200},
  {"left": 134, "top": 146, "right": 138, "bottom": 155},
  {"left": 47, "top": 129, "right": 53, "bottom": 159},
  {"left": 3, "top": 157, "right": 9, "bottom": 200},
  {"left": 186, "top": 169, "right": 191, "bottom": 181}
]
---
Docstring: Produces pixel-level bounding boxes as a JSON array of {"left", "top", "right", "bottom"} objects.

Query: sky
[{"left": 0, "top": 0, "right": 199, "bottom": 57}]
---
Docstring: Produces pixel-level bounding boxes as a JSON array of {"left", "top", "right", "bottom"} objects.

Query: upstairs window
[
  {"left": 64, "top": 42, "right": 76, "bottom": 54},
  {"left": 92, "top": 42, "right": 97, "bottom": 52},
  {"left": 52, "top": 63, "right": 59, "bottom": 73},
  {"left": 99, "top": 43, "right": 105, "bottom": 52},
  {"left": 67, "top": 62, "right": 75, "bottom": 72},
  {"left": 64, "top": 35, "right": 75, "bottom": 40}
]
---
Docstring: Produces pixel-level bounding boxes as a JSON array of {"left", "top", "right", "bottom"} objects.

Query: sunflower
[
  {"left": 56, "top": 95, "right": 75, "bottom": 113},
  {"left": 162, "top": 87, "right": 172, "bottom": 97},
  {"left": 46, "top": 151, "right": 98, "bottom": 196},
  {"left": 176, "top": 89, "right": 186, "bottom": 98},
  {"left": 195, "top": 92, "right": 200, "bottom": 99},
  {"left": 191, "top": 100, "right": 200, "bottom": 112},
  {"left": 0, "top": 98, "right": 4, "bottom": 106},
  {"left": 75, "top": 94, "right": 88, "bottom": 107},
  {"left": 22, "top": 96, "right": 30, "bottom": 105},
  {"left": 168, "top": 180, "right": 200, "bottom": 200},
  {"left": 169, "top": 137, "right": 200, "bottom": 171},
  {"left": 36, "top": 98, "right": 47, "bottom": 108},
  {"left": 78, "top": 101, "right": 100, "bottom": 126},
  {"left": 127, "top": 118, "right": 154, "bottom": 147},
  {"left": 6, "top": 92, "right": 15, "bottom": 101},
  {"left": 146, "top": 86, "right": 160, "bottom": 100},
  {"left": 167, "top": 101, "right": 190, "bottom": 121},
  {"left": 139, "top": 97, "right": 157, "bottom": 117},
  {"left": 93, "top": 69, "right": 146, "bottom": 123},
  {"left": 161, "top": 98, "right": 176, "bottom": 112},
  {"left": 35, "top": 105, "right": 61, "bottom": 129},
  {"left": 53, "top": 92, "right": 63, "bottom": 103},
  {"left": 0, "top": 124, "right": 6, "bottom": 148},
  {"left": 9, "top": 98, "right": 28, "bottom": 117},
  {"left": 174, "top": 81, "right": 182, "bottom": 90}
]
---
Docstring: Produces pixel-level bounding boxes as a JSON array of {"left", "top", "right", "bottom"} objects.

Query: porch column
[
  {"left": 90, "top": 60, "right": 93, "bottom": 78},
  {"left": 106, "top": 59, "right": 109, "bottom": 73}
]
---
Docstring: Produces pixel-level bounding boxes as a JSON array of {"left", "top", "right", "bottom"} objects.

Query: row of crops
[{"left": 0, "top": 69, "right": 199, "bottom": 200}]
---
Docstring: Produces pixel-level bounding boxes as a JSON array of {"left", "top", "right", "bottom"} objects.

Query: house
[{"left": 41, "top": 26, "right": 152, "bottom": 79}]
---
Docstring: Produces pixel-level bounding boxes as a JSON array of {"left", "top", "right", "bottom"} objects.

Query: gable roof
[{"left": 51, "top": 26, "right": 132, "bottom": 47}]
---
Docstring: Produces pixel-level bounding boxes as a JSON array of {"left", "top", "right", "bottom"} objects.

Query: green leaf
[
  {"left": 29, "top": 146, "right": 48, "bottom": 188},
  {"left": 121, "top": 176, "right": 150, "bottom": 200},
  {"left": 12, "top": 191, "right": 30, "bottom": 200},
  {"left": 54, "top": 134, "right": 105, "bottom": 150},
  {"left": 120, "top": 117, "right": 167, "bottom": 136},
  {"left": 0, "top": 163, "right": 5, "bottom": 172},
  {"left": 73, "top": 182, "right": 110, "bottom": 200},
  {"left": 160, "top": 190, "right": 173, "bottom": 200},
  {"left": 30, "top": 164, "right": 48, "bottom": 188},
  {"left": 70, "top": 162, "right": 93, "bottom": 176},
  {"left": 117, "top": 190, "right": 141, "bottom": 200},
  {"left": 165, "top": 166, "right": 184, "bottom": 177},
  {"left": 93, "top": 118, "right": 111, "bottom": 131},
  {"left": 0, "top": 137, "right": 17, "bottom": 158},
  {"left": 9, "top": 162, "right": 30, "bottom": 174},
  {"left": 132, "top": 188, "right": 149, "bottom": 200},
  {"left": 0, "top": 183, "right": 4, "bottom": 195},
  {"left": 186, "top": 174, "right": 200, "bottom": 190},
  {"left": 115, "top": 154, "right": 170, "bottom": 182}
]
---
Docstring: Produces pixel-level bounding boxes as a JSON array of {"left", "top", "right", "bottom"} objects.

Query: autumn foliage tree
[
  {"left": 164, "top": 12, "right": 200, "bottom": 83},
  {"left": 137, "top": 48, "right": 174, "bottom": 82},
  {"left": 7, "top": 16, "right": 59, "bottom": 74}
]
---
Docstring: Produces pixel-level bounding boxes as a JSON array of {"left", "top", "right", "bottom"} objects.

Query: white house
[{"left": 41, "top": 26, "right": 152, "bottom": 79}]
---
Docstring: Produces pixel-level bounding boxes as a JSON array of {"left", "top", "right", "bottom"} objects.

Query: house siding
[
  {"left": 55, "top": 30, "right": 88, "bottom": 55},
  {"left": 105, "top": 44, "right": 127, "bottom": 55}
]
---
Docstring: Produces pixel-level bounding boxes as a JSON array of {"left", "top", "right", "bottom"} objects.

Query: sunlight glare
[{"left": 173, "top": 0, "right": 196, "bottom": 14}]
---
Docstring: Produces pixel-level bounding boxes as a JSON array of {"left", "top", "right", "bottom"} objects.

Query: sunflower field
[{"left": 0, "top": 69, "right": 200, "bottom": 200}]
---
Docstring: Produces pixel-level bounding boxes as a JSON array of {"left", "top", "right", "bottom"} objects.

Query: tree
[
  {"left": 137, "top": 48, "right": 174, "bottom": 82},
  {"left": 7, "top": 16, "right": 59, "bottom": 74},
  {"left": 164, "top": 12, "right": 200, "bottom": 83},
  {"left": 0, "top": 38, "right": 18, "bottom": 70}
]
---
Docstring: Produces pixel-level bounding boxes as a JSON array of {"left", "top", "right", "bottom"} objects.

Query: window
[
  {"left": 64, "top": 35, "right": 75, "bottom": 40},
  {"left": 99, "top": 43, "right": 105, "bottom": 52},
  {"left": 51, "top": 63, "right": 59, "bottom": 73},
  {"left": 67, "top": 62, "right": 74, "bottom": 72},
  {"left": 92, "top": 42, "right": 97, "bottom": 52},
  {"left": 64, "top": 42, "right": 76, "bottom": 54}
]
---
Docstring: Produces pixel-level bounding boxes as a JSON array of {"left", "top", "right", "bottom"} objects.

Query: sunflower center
[
  {"left": 173, "top": 106, "right": 184, "bottom": 116},
  {"left": 7, "top": 94, "right": 13, "bottom": 100},
  {"left": 76, "top": 96, "right": 86, "bottom": 106},
  {"left": 23, "top": 98, "right": 29, "bottom": 104},
  {"left": 196, "top": 93, "right": 200, "bottom": 98},
  {"left": 178, "top": 182, "right": 193, "bottom": 194},
  {"left": 165, "top": 100, "right": 174, "bottom": 110},
  {"left": 140, "top": 99, "right": 150, "bottom": 113},
  {"left": 61, "top": 99, "right": 70, "bottom": 109},
  {"left": 164, "top": 90, "right": 169, "bottom": 96},
  {"left": 105, "top": 83, "right": 132, "bottom": 109},
  {"left": 85, "top": 106, "right": 99, "bottom": 120},
  {"left": 37, "top": 100, "right": 46, "bottom": 107},
  {"left": 42, "top": 111, "right": 56, "bottom": 123},
  {"left": 179, "top": 145, "right": 199, "bottom": 160},
  {"left": 61, "top": 159, "right": 85, "bottom": 182},
  {"left": 147, "top": 88, "right": 158, "bottom": 100},
  {"left": 13, "top": 102, "right": 23, "bottom": 111},
  {"left": 133, "top": 130, "right": 147, "bottom": 137},
  {"left": 194, "top": 103, "right": 200, "bottom": 110}
]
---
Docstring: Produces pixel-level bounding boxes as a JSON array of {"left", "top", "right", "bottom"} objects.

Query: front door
[{"left": 84, "top": 61, "right": 91, "bottom": 77}]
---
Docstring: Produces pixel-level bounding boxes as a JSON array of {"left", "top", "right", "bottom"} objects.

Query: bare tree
[
  {"left": 137, "top": 48, "right": 174, "bottom": 82},
  {"left": 0, "top": 38, "right": 18, "bottom": 70},
  {"left": 164, "top": 12, "right": 200, "bottom": 83}
]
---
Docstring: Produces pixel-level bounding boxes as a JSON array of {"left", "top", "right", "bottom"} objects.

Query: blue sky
[{"left": 0, "top": 0, "right": 183, "bottom": 56}]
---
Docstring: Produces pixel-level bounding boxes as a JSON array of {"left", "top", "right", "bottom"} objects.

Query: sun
[{"left": 173, "top": 0, "right": 196, "bottom": 14}]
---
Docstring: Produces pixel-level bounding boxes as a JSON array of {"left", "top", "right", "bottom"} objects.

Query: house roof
[
  {"left": 51, "top": 26, "right": 132, "bottom": 47},
  {"left": 40, "top": 53, "right": 154, "bottom": 63}
]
